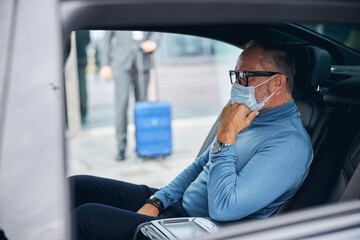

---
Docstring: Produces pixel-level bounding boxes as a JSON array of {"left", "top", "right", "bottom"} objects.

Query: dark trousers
[
  {"left": 77, "top": 64, "right": 87, "bottom": 123},
  {"left": 114, "top": 68, "right": 150, "bottom": 153},
  {"left": 69, "top": 175, "right": 189, "bottom": 240}
]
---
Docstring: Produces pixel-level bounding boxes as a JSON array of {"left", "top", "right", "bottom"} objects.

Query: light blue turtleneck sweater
[{"left": 154, "top": 100, "right": 313, "bottom": 221}]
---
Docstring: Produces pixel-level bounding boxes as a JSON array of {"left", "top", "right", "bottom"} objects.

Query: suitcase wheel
[
  {"left": 162, "top": 155, "right": 171, "bottom": 161},
  {"left": 137, "top": 157, "right": 144, "bottom": 164}
]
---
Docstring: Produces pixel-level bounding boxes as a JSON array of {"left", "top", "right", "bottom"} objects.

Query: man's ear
[{"left": 274, "top": 74, "right": 287, "bottom": 91}]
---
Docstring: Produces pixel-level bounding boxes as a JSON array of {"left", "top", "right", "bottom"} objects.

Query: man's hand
[
  {"left": 100, "top": 65, "right": 112, "bottom": 80},
  {"left": 136, "top": 203, "right": 160, "bottom": 217},
  {"left": 217, "top": 103, "right": 259, "bottom": 144},
  {"left": 140, "top": 40, "right": 157, "bottom": 53}
]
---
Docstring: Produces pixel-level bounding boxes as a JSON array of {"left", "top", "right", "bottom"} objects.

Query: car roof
[
  {"left": 60, "top": 0, "right": 360, "bottom": 65},
  {"left": 60, "top": 0, "right": 360, "bottom": 30}
]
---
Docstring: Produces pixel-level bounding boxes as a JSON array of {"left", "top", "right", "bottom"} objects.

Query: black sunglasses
[{"left": 229, "top": 70, "right": 283, "bottom": 87}]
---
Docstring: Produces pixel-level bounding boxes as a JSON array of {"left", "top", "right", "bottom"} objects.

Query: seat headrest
[
  {"left": 289, "top": 44, "right": 331, "bottom": 99},
  {"left": 323, "top": 77, "right": 360, "bottom": 109},
  {"left": 307, "top": 46, "right": 332, "bottom": 87}
]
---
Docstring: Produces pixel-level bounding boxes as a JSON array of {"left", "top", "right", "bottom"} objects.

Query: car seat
[
  {"left": 277, "top": 75, "right": 360, "bottom": 213},
  {"left": 322, "top": 78, "right": 360, "bottom": 203}
]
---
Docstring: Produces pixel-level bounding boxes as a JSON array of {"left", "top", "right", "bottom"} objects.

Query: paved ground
[{"left": 67, "top": 115, "right": 217, "bottom": 188}]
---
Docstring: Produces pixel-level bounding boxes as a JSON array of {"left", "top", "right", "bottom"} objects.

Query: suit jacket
[{"left": 101, "top": 31, "right": 161, "bottom": 71}]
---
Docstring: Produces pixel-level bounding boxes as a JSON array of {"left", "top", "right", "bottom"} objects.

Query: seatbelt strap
[{"left": 340, "top": 161, "right": 360, "bottom": 201}]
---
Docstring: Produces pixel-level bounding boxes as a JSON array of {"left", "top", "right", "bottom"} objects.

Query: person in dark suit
[
  {"left": 76, "top": 31, "right": 90, "bottom": 124},
  {"left": 100, "top": 31, "right": 161, "bottom": 160}
]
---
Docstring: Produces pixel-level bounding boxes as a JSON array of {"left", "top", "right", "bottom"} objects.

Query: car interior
[
  {"left": 2, "top": 1, "right": 360, "bottom": 240},
  {"left": 65, "top": 23, "right": 360, "bottom": 237},
  {"left": 61, "top": 2, "right": 360, "bottom": 238}
]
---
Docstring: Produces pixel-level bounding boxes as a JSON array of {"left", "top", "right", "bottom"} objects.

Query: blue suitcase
[{"left": 134, "top": 101, "right": 172, "bottom": 158}]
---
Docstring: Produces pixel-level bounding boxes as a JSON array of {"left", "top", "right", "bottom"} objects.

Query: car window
[
  {"left": 301, "top": 24, "right": 360, "bottom": 52},
  {"left": 65, "top": 31, "right": 241, "bottom": 188}
]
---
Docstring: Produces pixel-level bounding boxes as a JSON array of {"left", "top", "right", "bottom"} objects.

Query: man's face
[{"left": 235, "top": 45, "right": 273, "bottom": 103}]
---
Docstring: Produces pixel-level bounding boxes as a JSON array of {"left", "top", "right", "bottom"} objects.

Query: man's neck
[{"left": 261, "top": 92, "right": 292, "bottom": 112}]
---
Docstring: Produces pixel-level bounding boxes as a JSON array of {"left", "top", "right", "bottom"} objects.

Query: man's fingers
[
  {"left": 100, "top": 66, "right": 112, "bottom": 79},
  {"left": 141, "top": 41, "right": 157, "bottom": 53},
  {"left": 237, "top": 103, "right": 251, "bottom": 114},
  {"left": 218, "top": 104, "right": 258, "bottom": 141},
  {"left": 246, "top": 111, "right": 259, "bottom": 124}
]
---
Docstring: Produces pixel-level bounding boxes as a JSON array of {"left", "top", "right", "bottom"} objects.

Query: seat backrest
[
  {"left": 278, "top": 77, "right": 360, "bottom": 213},
  {"left": 328, "top": 132, "right": 360, "bottom": 202},
  {"left": 275, "top": 45, "right": 334, "bottom": 212},
  {"left": 197, "top": 114, "right": 221, "bottom": 157},
  {"left": 325, "top": 78, "right": 360, "bottom": 202},
  {"left": 291, "top": 44, "right": 332, "bottom": 156}
]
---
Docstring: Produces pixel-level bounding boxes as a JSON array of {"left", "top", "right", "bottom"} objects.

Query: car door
[
  {"left": 1, "top": 1, "right": 359, "bottom": 240},
  {"left": 0, "top": 0, "right": 69, "bottom": 240}
]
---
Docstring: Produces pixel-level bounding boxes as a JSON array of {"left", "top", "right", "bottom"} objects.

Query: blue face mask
[{"left": 230, "top": 74, "right": 278, "bottom": 111}]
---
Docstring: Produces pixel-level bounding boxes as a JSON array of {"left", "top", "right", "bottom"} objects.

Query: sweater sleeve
[
  {"left": 154, "top": 147, "right": 210, "bottom": 209},
  {"left": 208, "top": 131, "right": 312, "bottom": 221}
]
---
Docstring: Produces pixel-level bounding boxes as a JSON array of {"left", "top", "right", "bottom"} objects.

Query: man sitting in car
[{"left": 70, "top": 39, "right": 313, "bottom": 240}]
